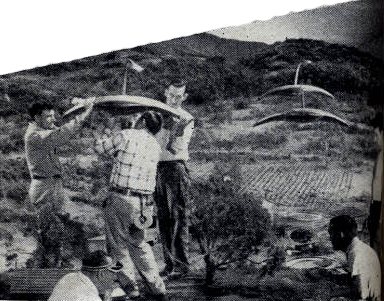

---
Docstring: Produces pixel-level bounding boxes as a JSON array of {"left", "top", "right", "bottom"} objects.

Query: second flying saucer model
[
  {"left": 253, "top": 108, "right": 353, "bottom": 127},
  {"left": 63, "top": 95, "right": 186, "bottom": 120},
  {"left": 259, "top": 84, "right": 335, "bottom": 101}
]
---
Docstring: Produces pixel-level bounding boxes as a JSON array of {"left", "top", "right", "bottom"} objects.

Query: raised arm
[
  {"left": 166, "top": 118, "right": 194, "bottom": 155},
  {"left": 94, "top": 132, "right": 124, "bottom": 157},
  {"left": 27, "top": 102, "right": 94, "bottom": 147}
]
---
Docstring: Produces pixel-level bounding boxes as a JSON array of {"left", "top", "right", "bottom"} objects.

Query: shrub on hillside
[
  {"left": 190, "top": 163, "right": 271, "bottom": 284},
  {"left": 0, "top": 157, "right": 29, "bottom": 203},
  {"left": 234, "top": 131, "right": 288, "bottom": 149},
  {"left": 0, "top": 120, "right": 26, "bottom": 154}
]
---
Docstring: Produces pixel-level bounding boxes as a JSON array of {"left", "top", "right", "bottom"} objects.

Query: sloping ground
[{"left": 189, "top": 160, "right": 373, "bottom": 212}]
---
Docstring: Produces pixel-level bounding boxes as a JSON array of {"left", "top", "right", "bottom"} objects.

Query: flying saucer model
[
  {"left": 257, "top": 84, "right": 336, "bottom": 110},
  {"left": 253, "top": 108, "right": 353, "bottom": 127},
  {"left": 63, "top": 95, "right": 184, "bottom": 120},
  {"left": 284, "top": 257, "right": 338, "bottom": 270},
  {"left": 259, "top": 84, "right": 335, "bottom": 101}
]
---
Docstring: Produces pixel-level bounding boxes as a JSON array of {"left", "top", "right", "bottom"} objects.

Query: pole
[
  {"left": 122, "top": 61, "right": 129, "bottom": 95},
  {"left": 294, "top": 63, "right": 302, "bottom": 85},
  {"left": 294, "top": 60, "right": 312, "bottom": 85}
]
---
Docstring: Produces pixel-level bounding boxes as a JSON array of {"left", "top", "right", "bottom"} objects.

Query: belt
[
  {"left": 158, "top": 160, "right": 186, "bottom": 166},
  {"left": 32, "top": 174, "right": 62, "bottom": 180},
  {"left": 106, "top": 187, "right": 154, "bottom": 210}
]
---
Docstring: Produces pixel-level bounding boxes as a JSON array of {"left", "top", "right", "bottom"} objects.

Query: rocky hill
[{"left": 211, "top": 0, "right": 383, "bottom": 59}]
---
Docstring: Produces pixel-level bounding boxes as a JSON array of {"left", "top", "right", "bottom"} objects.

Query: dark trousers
[
  {"left": 154, "top": 161, "right": 190, "bottom": 272},
  {"left": 368, "top": 200, "right": 382, "bottom": 254}
]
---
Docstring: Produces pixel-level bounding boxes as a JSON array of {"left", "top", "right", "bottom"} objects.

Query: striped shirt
[{"left": 94, "top": 129, "right": 161, "bottom": 194}]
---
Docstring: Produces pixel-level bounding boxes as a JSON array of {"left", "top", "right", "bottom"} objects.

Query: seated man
[
  {"left": 48, "top": 250, "right": 118, "bottom": 301},
  {"left": 328, "top": 215, "right": 381, "bottom": 300}
]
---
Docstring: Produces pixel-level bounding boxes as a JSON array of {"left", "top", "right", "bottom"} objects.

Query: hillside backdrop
[
  {"left": 0, "top": 0, "right": 382, "bottom": 120},
  {"left": 211, "top": 0, "right": 383, "bottom": 59}
]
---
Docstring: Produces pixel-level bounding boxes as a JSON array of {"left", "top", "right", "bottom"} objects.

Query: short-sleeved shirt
[
  {"left": 48, "top": 272, "right": 101, "bottom": 301},
  {"left": 94, "top": 129, "right": 161, "bottom": 194},
  {"left": 346, "top": 237, "right": 381, "bottom": 300}
]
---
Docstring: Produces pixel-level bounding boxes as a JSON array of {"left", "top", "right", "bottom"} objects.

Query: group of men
[
  {"left": 24, "top": 80, "right": 193, "bottom": 300},
  {"left": 24, "top": 77, "right": 382, "bottom": 301}
]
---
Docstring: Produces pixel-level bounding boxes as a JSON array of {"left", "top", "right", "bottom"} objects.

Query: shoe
[
  {"left": 165, "top": 271, "right": 182, "bottom": 280},
  {"left": 127, "top": 289, "right": 140, "bottom": 299},
  {"left": 122, "top": 284, "right": 140, "bottom": 299},
  {"left": 159, "top": 267, "right": 173, "bottom": 277}
]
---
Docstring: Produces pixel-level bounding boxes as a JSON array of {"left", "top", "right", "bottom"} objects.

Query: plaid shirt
[{"left": 94, "top": 129, "right": 161, "bottom": 194}]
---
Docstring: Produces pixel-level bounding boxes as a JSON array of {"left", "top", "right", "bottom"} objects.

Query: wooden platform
[
  {"left": 2, "top": 269, "right": 75, "bottom": 300},
  {"left": 1, "top": 269, "right": 204, "bottom": 300}
]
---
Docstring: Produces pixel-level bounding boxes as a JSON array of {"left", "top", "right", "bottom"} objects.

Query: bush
[
  {"left": 190, "top": 163, "right": 271, "bottom": 284},
  {"left": 0, "top": 157, "right": 30, "bottom": 203},
  {"left": 234, "top": 131, "right": 288, "bottom": 149}
]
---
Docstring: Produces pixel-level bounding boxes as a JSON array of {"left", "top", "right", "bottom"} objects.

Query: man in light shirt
[
  {"left": 25, "top": 101, "right": 94, "bottom": 210},
  {"left": 154, "top": 80, "right": 194, "bottom": 277},
  {"left": 328, "top": 215, "right": 381, "bottom": 300},
  {"left": 24, "top": 101, "right": 94, "bottom": 266},
  {"left": 93, "top": 111, "right": 168, "bottom": 301}
]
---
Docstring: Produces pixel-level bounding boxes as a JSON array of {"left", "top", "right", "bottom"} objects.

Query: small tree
[{"left": 190, "top": 163, "right": 271, "bottom": 285}]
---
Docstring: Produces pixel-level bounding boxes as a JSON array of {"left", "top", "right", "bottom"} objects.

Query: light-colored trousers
[
  {"left": 29, "top": 178, "right": 68, "bottom": 213},
  {"left": 104, "top": 191, "right": 165, "bottom": 295},
  {"left": 28, "top": 178, "right": 70, "bottom": 267}
]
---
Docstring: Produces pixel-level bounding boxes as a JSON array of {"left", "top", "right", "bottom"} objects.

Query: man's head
[
  {"left": 328, "top": 215, "right": 357, "bottom": 252},
  {"left": 28, "top": 102, "right": 55, "bottom": 129},
  {"left": 164, "top": 79, "right": 188, "bottom": 108},
  {"left": 81, "top": 250, "right": 117, "bottom": 295},
  {"left": 135, "top": 111, "right": 163, "bottom": 135},
  {"left": 119, "top": 113, "right": 142, "bottom": 130}
]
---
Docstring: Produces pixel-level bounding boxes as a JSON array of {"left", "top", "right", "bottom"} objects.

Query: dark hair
[
  {"left": 28, "top": 102, "right": 54, "bottom": 119},
  {"left": 168, "top": 78, "right": 187, "bottom": 88},
  {"left": 329, "top": 215, "right": 357, "bottom": 238},
  {"left": 139, "top": 111, "right": 163, "bottom": 135},
  {"left": 119, "top": 115, "right": 134, "bottom": 130}
]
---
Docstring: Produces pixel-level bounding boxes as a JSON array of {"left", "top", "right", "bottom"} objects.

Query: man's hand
[
  {"left": 76, "top": 97, "right": 95, "bottom": 128},
  {"left": 174, "top": 118, "right": 190, "bottom": 137},
  {"left": 81, "top": 97, "right": 95, "bottom": 120},
  {"left": 166, "top": 140, "right": 177, "bottom": 155}
]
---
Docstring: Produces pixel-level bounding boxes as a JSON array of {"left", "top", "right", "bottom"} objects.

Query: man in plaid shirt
[{"left": 93, "top": 111, "right": 168, "bottom": 301}]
